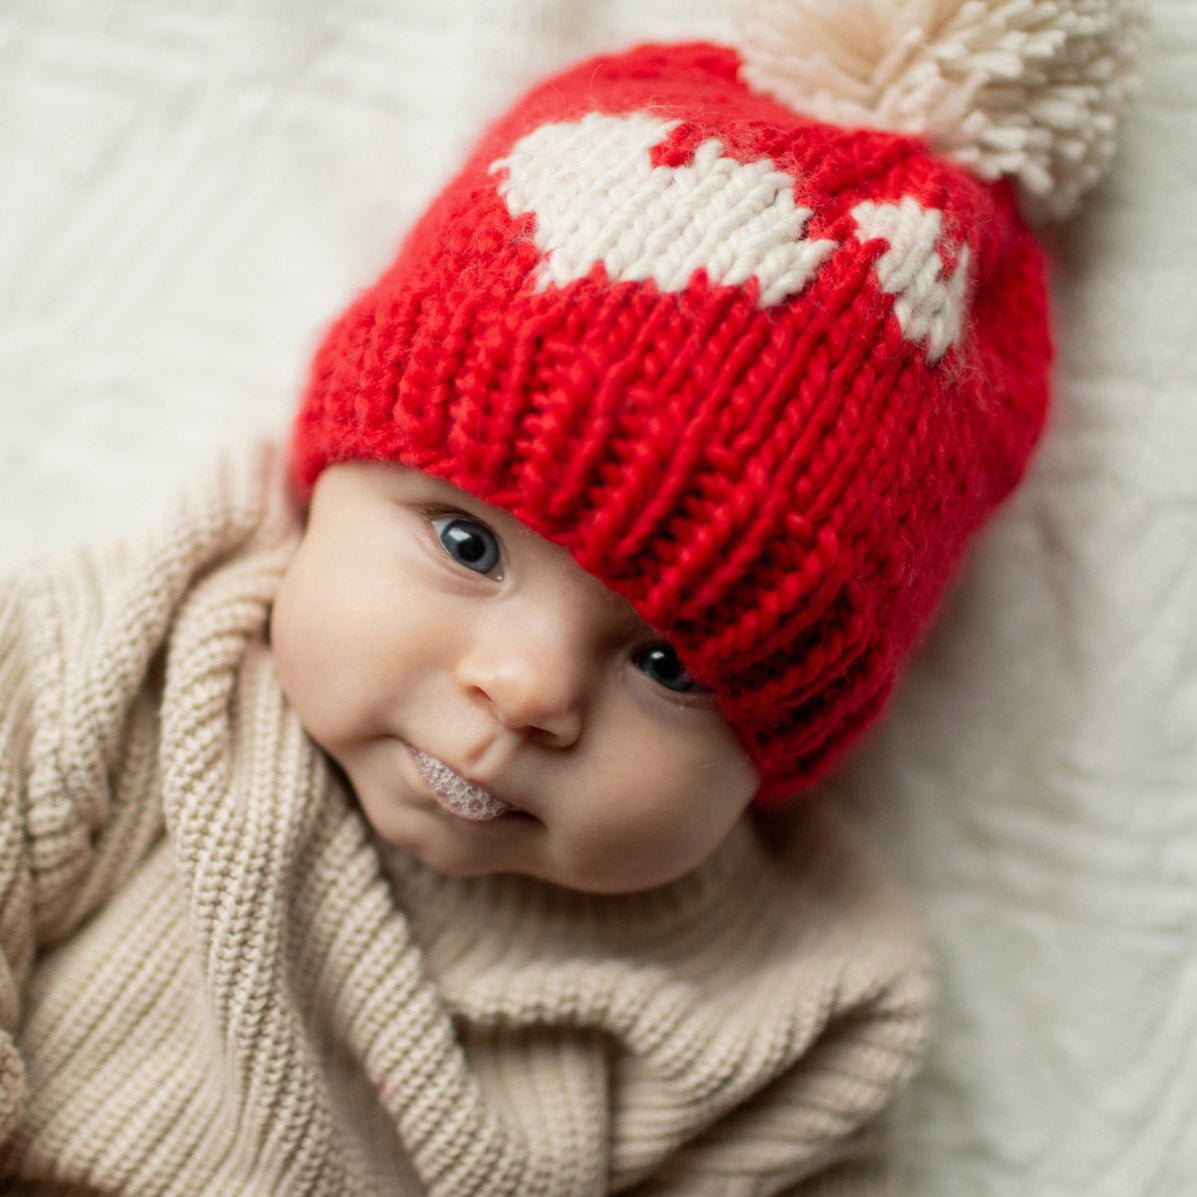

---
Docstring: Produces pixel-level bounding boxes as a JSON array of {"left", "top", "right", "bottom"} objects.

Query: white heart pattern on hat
[
  {"left": 851, "top": 198, "right": 971, "bottom": 364},
  {"left": 490, "top": 110, "right": 970, "bottom": 362}
]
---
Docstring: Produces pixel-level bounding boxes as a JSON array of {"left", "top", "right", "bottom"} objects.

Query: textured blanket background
[{"left": 2, "top": 2, "right": 1194, "bottom": 1193}]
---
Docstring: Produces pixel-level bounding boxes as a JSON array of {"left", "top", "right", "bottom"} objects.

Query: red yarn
[{"left": 291, "top": 42, "right": 1052, "bottom": 804}]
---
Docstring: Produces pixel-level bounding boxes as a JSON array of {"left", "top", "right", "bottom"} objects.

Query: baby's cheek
[
  {"left": 639, "top": 736, "right": 757, "bottom": 865},
  {"left": 560, "top": 749, "right": 748, "bottom": 892},
  {"left": 270, "top": 580, "right": 313, "bottom": 716},
  {"left": 271, "top": 556, "right": 348, "bottom": 742}
]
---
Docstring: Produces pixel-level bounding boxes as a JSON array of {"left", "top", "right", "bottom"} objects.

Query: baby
[{"left": 0, "top": 2, "right": 1143, "bottom": 1194}]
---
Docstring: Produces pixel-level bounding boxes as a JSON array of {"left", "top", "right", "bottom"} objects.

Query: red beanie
[{"left": 290, "top": 27, "right": 1120, "bottom": 804}]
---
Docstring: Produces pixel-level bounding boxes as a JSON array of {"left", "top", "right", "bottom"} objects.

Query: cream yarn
[{"left": 735, "top": 0, "right": 1148, "bottom": 221}]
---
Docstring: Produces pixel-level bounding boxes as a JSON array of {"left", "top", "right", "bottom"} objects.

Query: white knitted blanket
[{"left": 1, "top": 2, "right": 1194, "bottom": 1193}]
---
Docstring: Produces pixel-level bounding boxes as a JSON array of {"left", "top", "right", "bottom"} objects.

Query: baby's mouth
[{"left": 405, "top": 744, "right": 513, "bottom": 821}]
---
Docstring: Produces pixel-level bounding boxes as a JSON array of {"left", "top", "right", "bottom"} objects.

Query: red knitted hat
[{"left": 291, "top": 4, "right": 1144, "bottom": 804}]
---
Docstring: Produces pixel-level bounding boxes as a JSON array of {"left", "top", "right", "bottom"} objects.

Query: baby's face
[{"left": 271, "top": 462, "right": 760, "bottom": 894}]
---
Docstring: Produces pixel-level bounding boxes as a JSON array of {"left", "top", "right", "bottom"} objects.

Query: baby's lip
[{"left": 404, "top": 742, "right": 517, "bottom": 821}]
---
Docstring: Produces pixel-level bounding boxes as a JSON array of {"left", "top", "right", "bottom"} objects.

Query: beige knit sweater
[{"left": 0, "top": 445, "right": 934, "bottom": 1196}]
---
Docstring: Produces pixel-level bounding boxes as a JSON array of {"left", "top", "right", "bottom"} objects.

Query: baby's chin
[{"left": 363, "top": 807, "right": 500, "bottom": 878}]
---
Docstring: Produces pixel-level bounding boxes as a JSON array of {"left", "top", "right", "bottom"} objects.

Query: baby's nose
[{"left": 455, "top": 610, "right": 591, "bottom": 747}]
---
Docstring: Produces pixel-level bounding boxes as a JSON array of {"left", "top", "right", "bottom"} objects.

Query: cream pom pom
[{"left": 735, "top": 0, "right": 1148, "bottom": 222}]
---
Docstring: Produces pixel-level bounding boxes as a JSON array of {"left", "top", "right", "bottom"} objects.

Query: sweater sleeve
[
  {"left": 617, "top": 1026, "right": 925, "bottom": 1197},
  {"left": 0, "top": 546, "right": 173, "bottom": 1145},
  {"left": 0, "top": 444, "right": 290, "bottom": 1148},
  {"left": 778, "top": 1113, "right": 901, "bottom": 1196},
  {"left": 603, "top": 812, "right": 936, "bottom": 1197}
]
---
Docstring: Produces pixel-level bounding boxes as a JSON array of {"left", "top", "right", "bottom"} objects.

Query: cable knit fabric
[{"left": 0, "top": 446, "right": 934, "bottom": 1195}]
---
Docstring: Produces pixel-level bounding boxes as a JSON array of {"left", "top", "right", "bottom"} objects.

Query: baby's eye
[
  {"left": 431, "top": 515, "right": 503, "bottom": 577},
  {"left": 633, "top": 643, "right": 706, "bottom": 695}
]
